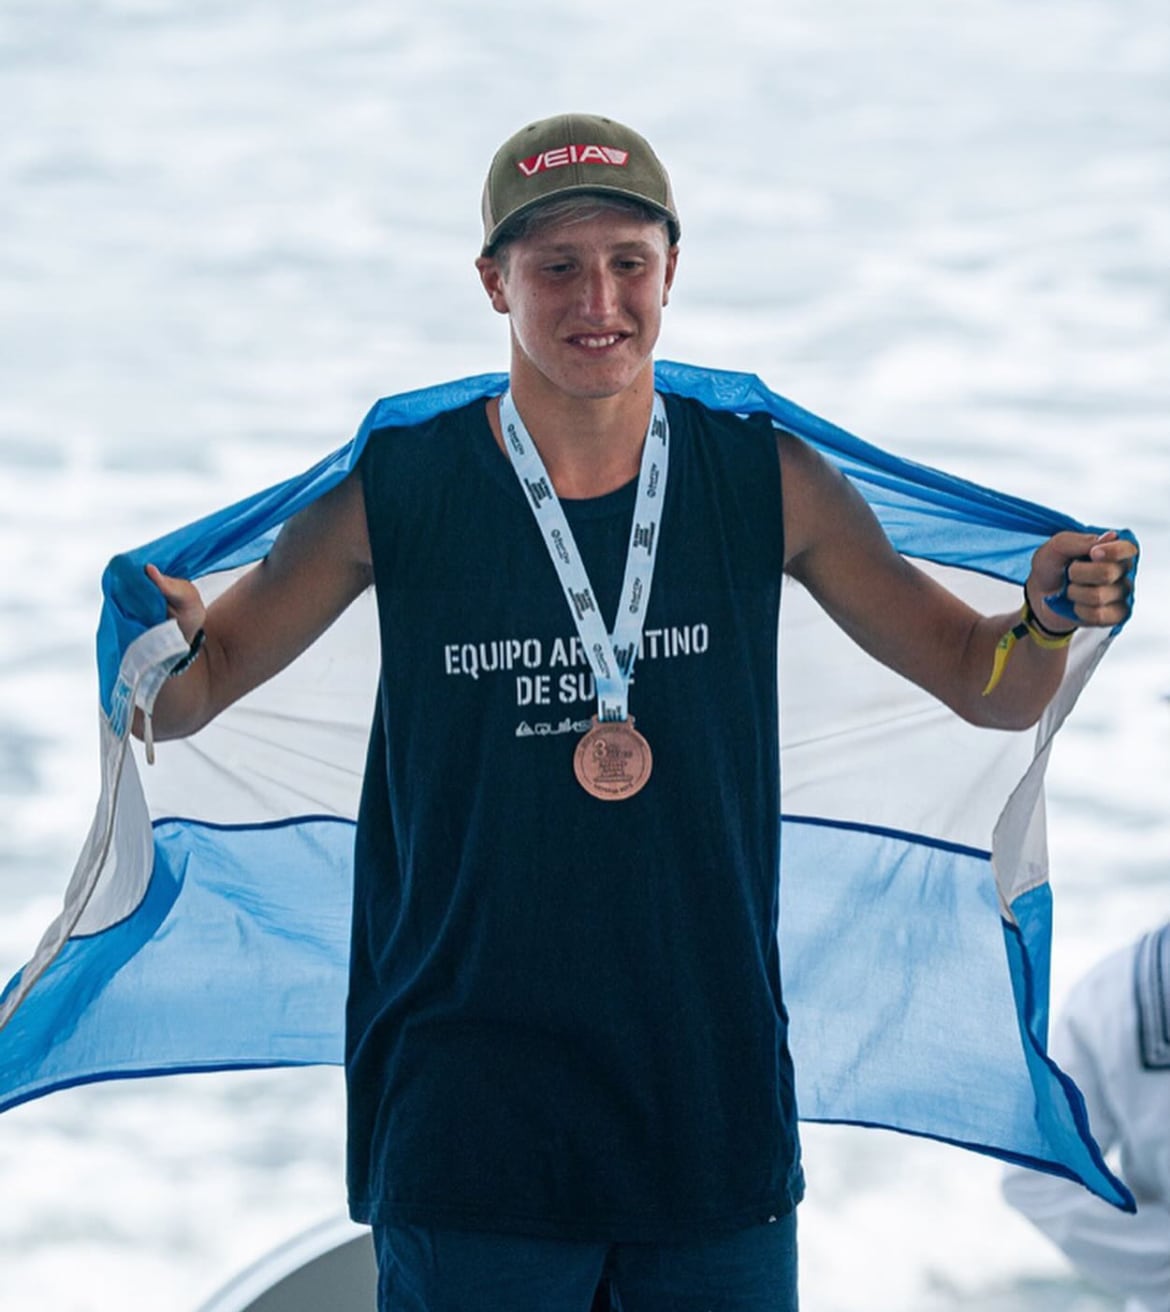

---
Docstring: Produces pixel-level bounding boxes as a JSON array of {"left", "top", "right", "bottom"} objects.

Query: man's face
[{"left": 476, "top": 210, "right": 678, "bottom": 404}]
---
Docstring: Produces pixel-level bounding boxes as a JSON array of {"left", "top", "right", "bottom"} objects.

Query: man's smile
[{"left": 567, "top": 332, "right": 628, "bottom": 350}]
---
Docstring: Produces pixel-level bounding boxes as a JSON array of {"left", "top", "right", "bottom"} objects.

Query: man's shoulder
[
  {"left": 664, "top": 391, "right": 776, "bottom": 442},
  {"left": 365, "top": 395, "right": 486, "bottom": 446},
  {"left": 358, "top": 397, "right": 487, "bottom": 478}
]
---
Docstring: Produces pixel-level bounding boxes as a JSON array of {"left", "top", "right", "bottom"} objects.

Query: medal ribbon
[{"left": 499, "top": 390, "right": 669, "bottom": 722}]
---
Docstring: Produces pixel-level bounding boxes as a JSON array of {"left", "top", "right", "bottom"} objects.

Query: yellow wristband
[
  {"left": 982, "top": 605, "right": 1075, "bottom": 697},
  {"left": 1022, "top": 592, "right": 1077, "bottom": 648}
]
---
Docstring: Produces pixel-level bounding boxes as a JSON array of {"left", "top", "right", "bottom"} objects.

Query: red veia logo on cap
[{"left": 516, "top": 144, "right": 630, "bottom": 176}]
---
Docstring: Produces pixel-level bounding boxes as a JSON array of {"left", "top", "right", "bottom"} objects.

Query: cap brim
[{"left": 481, "top": 186, "right": 680, "bottom": 256}]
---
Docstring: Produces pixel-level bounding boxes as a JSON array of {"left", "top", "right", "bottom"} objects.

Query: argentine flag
[{"left": 0, "top": 362, "right": 1136, "bottom": 1211}]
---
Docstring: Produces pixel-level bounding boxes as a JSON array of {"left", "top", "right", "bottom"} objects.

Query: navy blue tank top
[{"left": 347, "top": 392, "right": 802, "bottom": 1241}]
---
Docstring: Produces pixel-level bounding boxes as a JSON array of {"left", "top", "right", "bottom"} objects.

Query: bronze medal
[{"left": 573, "top": 716, "right": 653, "bottom": 801}]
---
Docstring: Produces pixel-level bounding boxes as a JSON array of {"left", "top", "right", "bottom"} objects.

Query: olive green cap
[{"left": 480, "top": 112, "right": 680, "bottom": 255}]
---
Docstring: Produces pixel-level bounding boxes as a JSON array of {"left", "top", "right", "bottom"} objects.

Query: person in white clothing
[{"left": 1002, "top": 923, "right": 1170, "bottom": 1312}]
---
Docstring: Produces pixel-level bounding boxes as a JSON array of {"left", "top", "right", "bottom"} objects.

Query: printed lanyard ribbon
[{"left": 499, "top": 391, "right": 669, "bottom": 722}]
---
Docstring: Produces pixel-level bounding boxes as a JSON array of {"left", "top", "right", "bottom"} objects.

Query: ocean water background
[{"left": 0, "top": 1, "right": 1167, "bottom": 1308}]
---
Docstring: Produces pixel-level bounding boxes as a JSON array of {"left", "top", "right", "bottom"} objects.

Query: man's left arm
[{"left": 778, "top": 431, "right": 1137, "bottom": 730}]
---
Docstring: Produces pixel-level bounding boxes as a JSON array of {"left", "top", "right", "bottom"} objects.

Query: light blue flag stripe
[
  {"left": 0, "top": 819, "right": 354, "bottom": 1101},
  {"left": 0, "top": 362, "right": 1136, "bottom": 1213}
]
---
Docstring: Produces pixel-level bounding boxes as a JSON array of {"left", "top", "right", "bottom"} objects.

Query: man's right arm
[{"left": 136, "top": 469, "right": 373, "bottom": 742}]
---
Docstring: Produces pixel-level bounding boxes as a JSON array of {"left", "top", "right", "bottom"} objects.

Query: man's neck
[{"left": 489, "top": 366, "right": 657, "bottom": 500}]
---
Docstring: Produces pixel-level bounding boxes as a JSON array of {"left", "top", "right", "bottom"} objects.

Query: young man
[{"left": 142, "top": 114, "right": 1136, "bottom": 1311}]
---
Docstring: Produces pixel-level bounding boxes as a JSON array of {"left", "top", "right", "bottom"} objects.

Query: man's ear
[
  {"left": 475, "top": 256, "right": 510, "bottom": 315},
  {"left": 662, "top": 244, "right": 679, "bottom": 307}
]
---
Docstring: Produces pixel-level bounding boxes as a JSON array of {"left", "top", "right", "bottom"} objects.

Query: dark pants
[{"left": 374, "top": 1212, "right": 798, "bottom": 1311}]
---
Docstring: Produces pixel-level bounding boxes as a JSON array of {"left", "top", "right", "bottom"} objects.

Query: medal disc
[{"left": 573, "top": 716, "right": 653, "bottom": 801}]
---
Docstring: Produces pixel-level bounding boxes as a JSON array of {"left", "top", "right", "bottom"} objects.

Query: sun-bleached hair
[{"left": 489, "top": 194, "right": 673, "bottom": 270}]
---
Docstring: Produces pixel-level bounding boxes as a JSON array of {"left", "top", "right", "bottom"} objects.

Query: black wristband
[
  {"left": 1022, "top": 586, "right": 1076, "bottom": 639},
  {"left": 167, "top": 627, "right": 206, "bottom": 678}
]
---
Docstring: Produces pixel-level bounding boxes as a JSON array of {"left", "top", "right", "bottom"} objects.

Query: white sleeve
[
  {"left": 1002, "top": 1136, "right": 1170, "bottom": 1307},
  {"left": 1001, "top": 944, "right": 1170, "bottom": 1309}
]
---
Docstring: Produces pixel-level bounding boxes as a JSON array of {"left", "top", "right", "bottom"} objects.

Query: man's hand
[
  {"left": 144, "top": 563, "right": 206, "bottom": 643},
  {"left": 1026, "top": 531, "right": 1138, "bottom": 634}
]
